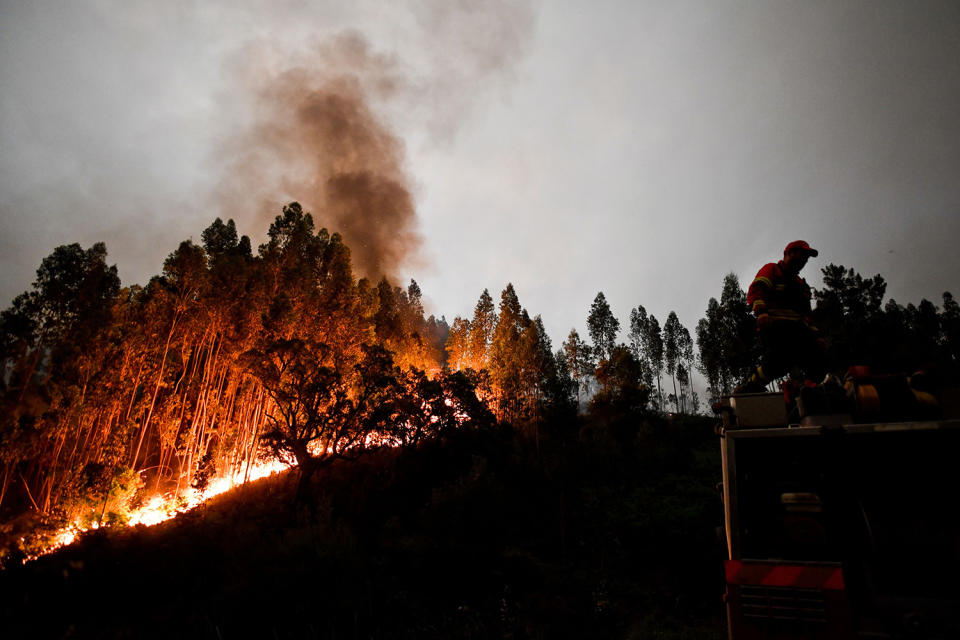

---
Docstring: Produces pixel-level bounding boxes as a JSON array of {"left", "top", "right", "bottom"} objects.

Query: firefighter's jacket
[{"left": 746, "top": 261, "right": 813, "bottom": 324}]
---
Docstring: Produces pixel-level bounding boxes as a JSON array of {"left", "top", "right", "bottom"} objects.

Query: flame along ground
[
  {"left": 25, "top": 459, "right": 289, "bottom": 562},
  {"left": 27, "top": 398, "right": 463, "bottom": 562}
]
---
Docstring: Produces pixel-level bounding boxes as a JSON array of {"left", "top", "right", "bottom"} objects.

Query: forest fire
[
  {"left": 0, "top": 202, "right": 560, "bottom": 567},
  {"left": 3, "top": 214, "right": 955, "bottom": 640},
  {"left": 24, "top": 459, "right": 288, "bottom": 562},
  {"left": 127, "top": 459, "right": 288, "bottom": 527},
  {"left": 23, "top": 394, "right": 471, "bottom": 562},
  {"left": 0, "top": 29, "right": 534, "bottom": 565}
]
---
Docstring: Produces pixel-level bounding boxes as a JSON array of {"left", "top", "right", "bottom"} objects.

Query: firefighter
[{"left": 736, "top": 240, "right": 827, "bottom": 393}]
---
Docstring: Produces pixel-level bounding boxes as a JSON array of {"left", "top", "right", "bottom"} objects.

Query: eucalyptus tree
[
  {"left": 590, "top": 345, "right": 648, "bottom": 423},
  {"left": 244, "top": 340, "right": 404, "bottom": 498},
  {"left": 423, "top": 314, "right": 451, "bottom": 370},
  {"left": 696, "top": 274, "right": 756, "bottom": 402},
  {"left": 518, "top": 315, "right": 558, "bottom": 432},
  {"left": 627, "top": 306, "right": 656, "bottom": 391},
  {"left": 467, "top": 289, "right": 496, "bottom": 370},
  {"left": 942, "top": 292, "right": 960, "bottom": 369},
  {"left": 445, "top": 317, "right": 471, "bottom": 371},
  {"left": 562, "top": 329, "right": 594, "bottom": 406},
  {"left": 587, "top": 292, "right": 619, "bottom": 363},
  {"left": 696, "top": 298, "right": 726, "bottom": 400},
  {"left": 489, "top": 284, "right": 526, "bottom": 421},
  {"left": 663, "top": 312, "right": 682, "bottom": 412},
  {"left": 0, "top": 242, "right": 121, "bottom": 513},
  {"left": 718, "top": 274, "right": 758, "bottom": 387},
  {"left": 645, "top": 314, "right": 664, "bottom": 410},
  {"left": 677, "top": 323, "right": 695, "bottom": 413}
]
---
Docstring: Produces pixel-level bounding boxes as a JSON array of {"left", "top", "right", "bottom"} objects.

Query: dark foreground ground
[{"left": 1, "top": 415, "right": 727, "bottom": 639}]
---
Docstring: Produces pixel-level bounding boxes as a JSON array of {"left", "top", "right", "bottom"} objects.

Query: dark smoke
[
  {"left": 216, "top": 1, "right": 534, "bottom": 280},
  {"left": 0, "top": 1, "right": 535, "bottom": 306},
  {"left": 218, "top": 33, "right": 418, "bottom": 280}
]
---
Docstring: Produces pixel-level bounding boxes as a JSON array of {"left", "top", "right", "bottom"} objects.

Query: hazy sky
[{"left": 3, "top": 1, "right": 959, "bottom": 360}]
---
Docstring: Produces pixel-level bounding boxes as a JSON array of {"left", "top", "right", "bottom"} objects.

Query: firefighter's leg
[
  {"left": 736, "top": 326, "right": 788, "bottom": 392},
  {"left": 759, "top": 326, "right": 792, "bottom": 379},
  {"left": 799, "top": 327, "right": 828, "bottom": 383},
  {"left": 741, "top": 365, "right": 770, "bottom": 389}
]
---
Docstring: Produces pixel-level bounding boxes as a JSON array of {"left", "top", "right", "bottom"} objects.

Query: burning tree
[
  {"left": 244, "top": 339, "right": 404, "bottom": 494},
  {"left": 0, "top": 201, "right": 458, "bottom": 534},
  {"left": 446, "top": 284, "right": 572, "bottom": 429}
]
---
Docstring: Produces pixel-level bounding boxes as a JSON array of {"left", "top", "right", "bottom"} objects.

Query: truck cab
[{"left": 718, "top": 388, "right": 960, "bottom": 640}]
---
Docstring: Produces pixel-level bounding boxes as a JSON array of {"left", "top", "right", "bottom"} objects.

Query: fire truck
[{"left": 717, "top": 373, "right": 960, "bottom": 639}]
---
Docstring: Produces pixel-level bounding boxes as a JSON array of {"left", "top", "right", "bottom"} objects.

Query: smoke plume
[
  {"left": 217, "top": 0, "right": 535, "bottom": 280},
  {"left": 214, "top": 33, "right": 411, "bottom": 279}
]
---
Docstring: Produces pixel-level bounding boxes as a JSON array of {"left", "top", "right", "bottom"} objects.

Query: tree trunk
[
  {"left": 671, "top": 373, "right": 679, "bottom": 413},
  {"left": 126, "top": 361, "right": 144, "bottom": 422},
  {"left": 16, "top": 347, "right": 43, "bottom": 407},
  {"left": 41, "top": 428, "right": 68, "bottom": 513},
  {"left": 656, "top": 374, "right": 663, "bottom": 411},
  {"left": 133, "top": 310, "right": 181, "bottom": 468},
  {"left": 244, "top": 388, "right": 266, "bottom": 483},
  {"left": 0, "top": 461, "right": 12, "bottom": 510},
  {"left": 19, "top": 472, "right": 40, "bottom": 512}
]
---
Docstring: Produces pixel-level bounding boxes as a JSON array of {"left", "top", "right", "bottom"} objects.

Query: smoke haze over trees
[
  {"left": 0, "top": 0, "right": 538, "bottom": 304},
  {"left": 5, "top": 2, "right": 958, "bottom": 361},
  {"left": 217, "top": 33, "right": 421, "bottom": 280}
]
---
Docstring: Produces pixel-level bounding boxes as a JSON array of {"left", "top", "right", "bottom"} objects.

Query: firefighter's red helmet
[{"left": 784, "top": 240, "right": 818, "bottom": 257}]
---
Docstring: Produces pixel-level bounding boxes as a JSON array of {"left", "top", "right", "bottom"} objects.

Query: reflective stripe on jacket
[{"left": 746, "top": 261, "right": 812, "bottom": 320}]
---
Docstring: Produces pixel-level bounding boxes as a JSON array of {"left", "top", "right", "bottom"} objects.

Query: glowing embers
[
  {"left": 22, "top": 522, "right": 96, "bottom": 562},
  {"left": 127, "top": 459, "right": 289, "bottom": 527},
  {"left": 26, "top": 389, "right": 478, "bottom": 562},
  {"left": 28, "top": 459, "right": 289, "bottom": 562}
]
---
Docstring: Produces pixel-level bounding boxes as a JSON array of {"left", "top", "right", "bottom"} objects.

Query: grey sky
[{"left": 2, "top": 1, "right": 959, "bottom": 365}]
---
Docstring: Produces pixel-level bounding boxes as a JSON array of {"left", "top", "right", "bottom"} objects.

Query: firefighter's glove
[{"left": 756, "top": 313, "right": 774, "bottom": 330}]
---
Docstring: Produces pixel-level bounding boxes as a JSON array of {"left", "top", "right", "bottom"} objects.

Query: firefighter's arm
[{"left": 747, "top": 267, "right": 774, "bottom": 327}]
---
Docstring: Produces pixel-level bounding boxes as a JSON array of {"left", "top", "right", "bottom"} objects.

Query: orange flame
[{"left": 25, "top": 459, "right": 288, "bottom": 562}]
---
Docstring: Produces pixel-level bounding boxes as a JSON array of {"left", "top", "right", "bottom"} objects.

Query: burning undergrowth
[{"left": 0, "top": 204, "right": 497, "bottom": 565}]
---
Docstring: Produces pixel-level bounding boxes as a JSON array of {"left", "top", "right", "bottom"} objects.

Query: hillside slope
[{"left": 1, "top": 417, "right": 726, "bottom": 639}]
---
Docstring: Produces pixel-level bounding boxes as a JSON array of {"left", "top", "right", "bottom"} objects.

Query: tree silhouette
[
  {"left": 627, "top": 307, "right": 656, "bottom": 391},
  {"left": 467, "top": 289, "right": 496, "bottom": 371},
  {"left": 445, "top": 317, "right": 471, "bottom": 371},
  {"left": 814, "top": 264, "right": 888, "bottom": 370},
  {"left": 590, "top": 345, "right": 648, "bottom": 425},
  {"left": 490, "top": 284, "right": 526, "bottom": 422},
  {"left": 562, "top": 329, "right": 595, "bottom": 407},
  {"left": 587, "top": 292, "right": 619, "bottom": 363},
  {"left": 695, "top": 274, "right": 757, "bottom": 401},
  {"left": 664, "top": 312, "right": 683, "bottom": 412},
  {"left": 646, "top": 314, "right": 664, "bottom": 410}
]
